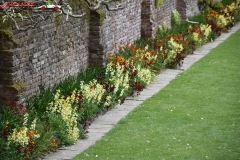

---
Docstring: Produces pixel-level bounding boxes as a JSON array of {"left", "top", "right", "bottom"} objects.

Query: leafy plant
[{"left": 171, "top": 9, "right": 181, "bottom": 27}]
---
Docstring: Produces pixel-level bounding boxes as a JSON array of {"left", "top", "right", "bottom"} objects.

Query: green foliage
[
  {"left": 188, "top": 12, "right": 207, "bottom": 24},
  {"left": 221, "top": 0, "right": 237, "bottom": 5},
  {"left": 156, "top": 22, "right": 168, "bottom": 37},
  {"left": 155, "top": 0, "right": 163, "bottom": 7},
  {"left": 198, "top": 0, "right": 211, "bottom": 5},
  {"left": 233, "top": 7, "right": 240, "bottom": 21},
  {"left": 212, "top": 2, "right": 224, "bottom": 11},
  {"left": 0, "top": 13, "right": 17, "bottom": 49},
  {"left": 171, "top": 9, "right": 181, "bottom": 27}
]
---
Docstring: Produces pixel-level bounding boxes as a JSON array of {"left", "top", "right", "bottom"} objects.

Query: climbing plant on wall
[{"left": 0, "top": 0, "right": 125, "bottom": 30}]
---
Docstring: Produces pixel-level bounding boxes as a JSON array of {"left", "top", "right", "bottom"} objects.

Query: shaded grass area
[{"left": 73, "top": 30, "right": 240, "bottom": 159}]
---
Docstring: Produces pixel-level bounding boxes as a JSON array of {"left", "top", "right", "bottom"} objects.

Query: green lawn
[{"left": 73, "top": 30, "right": 240, "bottom": 160}]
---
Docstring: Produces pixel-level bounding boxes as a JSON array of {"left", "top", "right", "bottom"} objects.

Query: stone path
[{"left": 44, "top": 22, "right": 240, "bottom": 160}]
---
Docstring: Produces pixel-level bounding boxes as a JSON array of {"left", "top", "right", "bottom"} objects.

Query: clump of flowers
[
  {"left": 79, "top": 80, "right": 106, "bottom": 105},
  {"left": 188, "top": 24, "right": 212, "bottom": 47},
  {"left": 7, "top": 112, "right": 40, "bottom": 158},
  {"left": 47, "top": 89, "right": 80, "bottom": 144},
  {"left": 162, "top": 36, "right": 184, "bottom": 68},
  {"left": 103, "top": 60, "right": 130, "bottom": 106},
  {"left": 206, "top": 7, "right": 231, "bottom": 34},
  {"left": 220, "top": 1, "right": 240, "bottom": 25},
  {"left": 108, "top": 53, "right": 126, "bottom": 65},
  {"left": 135, "top": 64, "right": 155, "bottom": 87}
]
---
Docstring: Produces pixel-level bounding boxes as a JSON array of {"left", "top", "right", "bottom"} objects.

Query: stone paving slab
[{"left": 44, "top": 22, "right": 240, "bottom": 160}]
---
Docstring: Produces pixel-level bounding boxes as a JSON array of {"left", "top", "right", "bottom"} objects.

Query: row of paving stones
[{"left": 44, "top": 22, "right": 240, "bottom": 160}]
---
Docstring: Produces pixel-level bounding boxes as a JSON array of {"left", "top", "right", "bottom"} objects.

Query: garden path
[{"left": 43, "top": 22, "right": 240, "bottom": 160}]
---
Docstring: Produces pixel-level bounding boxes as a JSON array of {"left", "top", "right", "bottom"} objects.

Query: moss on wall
[
  {"left": 95, "top": 9, "right": 105, "bottom": 26},
  {"left": 155, "top": 0, "right": 163, "bottom": 7},
  {"left": 12, "top": 78, "right": 26, "bottom": 97},
  {"left": 68, "top": 0, "right": 91, "bottom": 24},
  {"left": 67, "top": 0, "right": 105, "bottom": 26},
  {"left": 0, "top": 13, "right": 17, "bottom": 50},
  {"left": 54, "top": 14, "right": 63, "bottom": 27}
]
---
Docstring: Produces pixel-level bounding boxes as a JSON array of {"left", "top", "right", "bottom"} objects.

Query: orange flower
[
  {"left": 108, "top": 53, "right": 125, "bottom": 65},
  {"left": 51, "top": 138, "right": 58, "bottom": 147},
  {"left": 117, "top": 55, "right": 126, "bottom": 65},
  {"left": 27, "top": 130, "right": 34, "bottom": 139},
  {"left": 118, "top": 45, "right": 122, "bottom": 51},
  {"left": 137, "top": 49, "right": 144, "bottom": 53},
  {"left": 131, "top": 44, "right": 136, "bottom": 53}
]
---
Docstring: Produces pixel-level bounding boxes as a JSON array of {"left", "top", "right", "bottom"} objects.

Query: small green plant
[
  {"left": 221, "top": 0, "right": 237, "bottom": 5},
  {"left": 13, "top": 78, "right": 26, "bottom": 97},
  {"left": 157, "top": 22, "right": 168, "bottom": 37},
  {"left": 212, "top": 2, "right": 224, "bottom": 11},
  {"left": 171, "top": 9, "right": 181, "bottom": 27},
  {"left": 198, "top": 0, "right": 211, "bottom": 5}
]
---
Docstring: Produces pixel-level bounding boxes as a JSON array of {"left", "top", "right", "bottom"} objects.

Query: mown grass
[{"left": 73, "top": 30, "right": 240, "bottom": 159}]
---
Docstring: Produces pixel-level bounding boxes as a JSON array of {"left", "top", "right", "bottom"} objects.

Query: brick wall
[
  {"left": 89, "top": 0, "right": 142, "bottom": 65},
  {"left": 0, "top": 1, "right": 199, "bottom": 105},
  {"left": 0, "top": 7, "right": 89, "bottom": 104},
  {"left": 176, "top": 0, "right": 200, "bottom": 21}
]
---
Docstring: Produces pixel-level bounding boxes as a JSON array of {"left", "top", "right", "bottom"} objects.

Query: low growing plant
[{"left": 171, "top": 9, "right": 182, "bottom": 27}]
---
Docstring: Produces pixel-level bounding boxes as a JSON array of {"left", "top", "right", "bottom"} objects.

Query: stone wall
[
  {"left": 0, "top": 7, "right": 89, "bottom": 104},
  {"left": 177, "top": 0, "right": 200, "bottom": 21},
  {"left": 0, "top": 0, "right": 200, "bottom": 105}
]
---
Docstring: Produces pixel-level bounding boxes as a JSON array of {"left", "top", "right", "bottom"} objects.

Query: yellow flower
[{"left": 8, "top": 127, "right": 29, "bottom": 147}]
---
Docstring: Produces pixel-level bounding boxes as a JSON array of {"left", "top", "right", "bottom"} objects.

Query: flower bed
[{"left": 0, "top": 1, "right": 240, "bottom": 159}]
